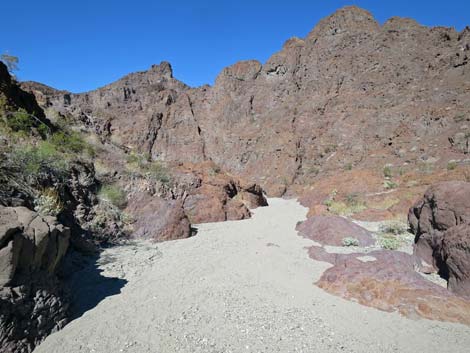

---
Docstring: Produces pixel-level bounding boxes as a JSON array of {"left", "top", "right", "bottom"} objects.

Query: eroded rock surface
[
  {"left": 125, "top": 193, "right": 191, "bottom": 242},
  {"left": 0, "top": 206, "right": 70, "bottom": 353},
  {"left": 21, "top": 6, "right": 470, "bottom": 199},
  {"left": 309, "top": 246, "right": 470, "bottom": 325},
  {"left": 296, "top": 215, "right": 375, "bottom": 246},
  {"left": 409, "top": 181, "right": 470, "bottom": 296}
]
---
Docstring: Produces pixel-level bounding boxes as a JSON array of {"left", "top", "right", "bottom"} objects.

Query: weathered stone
[
  {"left": 409, "top": 181, "right": 470, "bottom": 296},
  {"left": 311, "top": 248, "right": 470, "bottom": 325},
  {"left": 126, "top": 193, "right": 191, "bottom": 241},
  {"left": 442, "top": 224, "right": 470, "bottom": 296},
  {"left": 21, "top": 6, "right": 470, "bottom": 199},
  {"left": 296, "top": 215, "right": 375, "bottom": 247},
  {"left": 0, "top": 206, "right": 70, "bottom": 352}
]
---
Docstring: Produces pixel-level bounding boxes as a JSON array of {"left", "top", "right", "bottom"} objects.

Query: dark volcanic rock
[
  {"left": 296, "top": 215, "right": 375, "bottom": 246},
  {"left": 0, "top": 206, "right": 70, "bottom": 353},
  {"left": 409, "top": 181, "right": 470, "bottom": 296},
  {"left": 21, "top": 6, "right": 470, "bottom": 196}
]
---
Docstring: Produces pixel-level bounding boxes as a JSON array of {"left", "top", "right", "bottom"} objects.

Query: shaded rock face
[
  {"left": 296, "top": 215, "right": 375, "bottom": 246},
  {"left": 0, "top": 62, "right": 50, "bottom": 127},
  {"left": 22, "top": 6, "right": 470, "bottom": 196},
  {"left": 0, "top": 206, "right": 70, "bottom": 353},
  {"left": 174, "top": 162, "right": 268, "bottom": 224},
  {"left": 125, "top": 193, "right": 191, "bottom": 242},
  {"left": 409, "top": 181, "right": 470, "bottom": 296},
  {"left": 309, "top": 247, "right": 470, "bottom": 325}
]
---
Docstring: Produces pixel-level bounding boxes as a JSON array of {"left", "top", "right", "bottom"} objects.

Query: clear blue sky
[{"left": 1, "top": 0, "right": 468, "bottom": 93}]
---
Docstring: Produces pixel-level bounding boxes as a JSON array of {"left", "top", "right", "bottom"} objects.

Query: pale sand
[{"left": 34, "top": 198, "right": 470, "bottom": 353}]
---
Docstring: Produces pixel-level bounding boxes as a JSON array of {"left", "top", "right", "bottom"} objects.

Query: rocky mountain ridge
[
  {"left": 22, "top": 6, "right": 470, "bottom": 203},
  {"left": 2, "top": 5, "right": 470, "bottom": 352}
]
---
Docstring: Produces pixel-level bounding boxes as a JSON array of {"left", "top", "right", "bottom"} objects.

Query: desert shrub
[
  {"left": 34, "top": 188, "right": 63, "bottom": 216},
  {"left": 147, "top": 161, "right": 171, "bottom": 184},
  {"left": 379, "top": 221, "right": 408, "bottom": 235},
  {"left": 323, "top": 189, "right": 337, "bottom": 208},
  {"left": 342, "top": 237, "right": 359, "bottom": 247},
  {"left": 326, "top": 192, "right": 366, "bottom": 216},
  {"left": 346, "top": 192, "right": 360, "bottom": 206},
  {"left": 307, "top": 165, "right": 320, "bottom": 175},
  {"left": 208, "top": 165, "right": 221, "bottom": 176},
  {"left": 98, "top": 184, "right": 127, "bottom": 208},
  {"left": 50, "top": 130, "right": 94, "bottom": 156},
  {"left": 418, "top": 162, "right": 434, "bottom": 174},
  {"left": 447, "top": 161, "right": 458, "bottom": 170},
  {"left": 126, "top": 151, "right": 171, "bottom": 184},
  {"left": 329, "top": 200, "right": 367, "bottom": 216},
  {"left": 384, "top": 180, "right": 398, "bottom": 190},
  {"left": 324, "top": 144, "right": 337, "bottom": 154},
  {"left": 378, "top": 234, "right": 401, "bottom": 250},
  {"left": 8, "top": 142, "right": 68, "bottom": 178},
  {"left": 454, "top": 114, "right": 467, "bottom": 123},
  {"left": 344, "top": 163, "right": 353, "bottom": 171},
  {"left": 6, "top": 109, "right": 33, "bottom": 132},
  {"left": 1, "top": 108, "right": 49, "bottom": 137},
  {"left": 383, "top": 165, "right": 393, "bottom": 178}
]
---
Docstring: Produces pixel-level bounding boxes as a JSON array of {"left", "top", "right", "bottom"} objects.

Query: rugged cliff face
[
  {"left": 3, "top": 5, "right": 470, "bottom": 351},
  {"left": 23, "top": 6, "right": 470, "bottom": 202}
]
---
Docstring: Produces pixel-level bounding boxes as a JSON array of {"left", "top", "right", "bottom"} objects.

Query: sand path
[{"left": 34, "top": 198, "right": 470, "bottom": 353}]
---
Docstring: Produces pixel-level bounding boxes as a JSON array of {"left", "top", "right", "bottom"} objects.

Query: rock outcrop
[
  {"left": 296, "top": 215, "right": 375, "bottom": 247},
  {"left": 21, "top": 6, "right": 470, "bottom": 200},
  {"left": 409, "top": 181, "right": 470, "bottom": 296},
  {"left": 125, "top": 193, "right": 191, "bottom": 242},
  {"left": 0, "top": 206, "right": 70, "bottom": 353},
  {"left": 175, "top": 162, "right": 268, "bottom": 224},
  {"left": 310, "top": 247, "right": 470, "bottom": 325}
]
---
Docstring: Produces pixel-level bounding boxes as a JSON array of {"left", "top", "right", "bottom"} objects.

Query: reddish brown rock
[
  {"left": 442, "top": 224, "right": 470, "bottom": 296},
  {"left": 175, "top": 162, "right": 267, "bottom": 224},
  {"left": 125, "top": 193, "right": 191, "bottom": 242},
  {"left": 310, "top": 247, "right": 470, "bottom": 325},
  {"left": 296, "top": 215, "right": 375, "bottom": 246},
  {"left": 409, "top": 181, "right": 470, "bottom": 296},
  {"left": 21, "top": 6, "right": 470, "bottom": 198}
]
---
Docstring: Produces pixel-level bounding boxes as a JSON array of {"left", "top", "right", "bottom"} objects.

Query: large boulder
[
  {"left": 310, "top": 247, "right": 470, "bottom": 325},
  {"left": 175, "top": 162, "right": 268, "bottom": 224},
  {"left": 442, "top": 224, "right": 470, "bottom": 295},
  {"left": 126, "top": 193, "right": 191, "bottom": 242},
  {"left": 408, "top": 181, "right": 470, "bottom": 296},
  {"left": 296, "top": 215, "right": 375, "bottom": 247},
  {"left": 0, "top": 206, "right": 70, "bottom": 353}
]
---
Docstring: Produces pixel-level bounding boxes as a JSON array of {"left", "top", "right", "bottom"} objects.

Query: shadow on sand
[{"left": 59, "top": 250, "right": 127, "bottom": 320}]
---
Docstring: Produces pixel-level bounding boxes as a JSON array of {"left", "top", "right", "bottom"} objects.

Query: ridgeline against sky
[{"left": 1, "top": 0, "right": 469, "bottom": 92}]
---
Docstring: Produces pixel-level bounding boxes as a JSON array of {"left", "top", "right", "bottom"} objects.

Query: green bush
[
  {"left": 447, "top": 161, "right": 458, "bottom": 170},
  {"left": 383, "top": 165, "right": 393, "bottom": 178},
  {"left": 98, "top": 184, "right": 127, "bottom": 208},
  {"left": 384, "top": 180, "right": 398, "bottom": 190},
  {"left": 5, "top": 108, "right": 32, "bottom": 131},
  {"left": 8, "top": 141, "right": 68, "bottom": 178},
  {"left": 208, "top": 165, "right": 221, "bottom": 176},
  {"left": 379, "top": 221, "right": 408, "bottom": 235},
  {"left": 378, "top": 235, "right": 401, "bottom": 250},
  {"left": 125, "top": 151, "right": 171, "bottom": 184},
  {"left": 50, "top": 130, "right": 94, "bottom": 156},
  {"left": 342, "top": 237, "right": 359, "bottom": 247}
]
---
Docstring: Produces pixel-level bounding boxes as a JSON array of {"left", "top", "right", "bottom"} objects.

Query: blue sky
[{"left": 1, "top": 0, "right": 468, "bottom": 92}]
